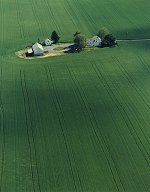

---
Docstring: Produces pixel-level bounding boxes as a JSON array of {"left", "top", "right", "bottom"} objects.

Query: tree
[
  {"left": 74, "top": 34, "right": 87, "bottom": 50},
  {"left": 101, "top": 34, "right": 116, "bottom": 47},
  {"left": 51, "top": 31, "right": 60, "bottom": 44},
  {"left": 73, "top": 31, "right": 81, "bottom": 37},
  {"left": 97, "top": 27, "right": 110, "bottom": 40}
]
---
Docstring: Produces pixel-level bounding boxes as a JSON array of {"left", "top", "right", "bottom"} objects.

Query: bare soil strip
[{"left": 117, "top": 39, "right": 150, "bottom": 42}]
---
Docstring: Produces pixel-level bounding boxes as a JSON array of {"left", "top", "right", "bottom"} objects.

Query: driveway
[{"left": 43, "top": 43, "right": 74, "bottom": 53}]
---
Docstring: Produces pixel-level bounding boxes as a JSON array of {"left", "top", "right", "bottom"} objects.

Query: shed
[
  {"left": 32, "top": 43, "right": 44, "bottom": 56},
  {"left": 27, "top": 48, "right": 33, "bottom": 54},
  {"left": 26, "top": 48, "right": 34, "bottom": 57},
  {"left": 87, "top": 36, "right": 102, "bottom": 47}
]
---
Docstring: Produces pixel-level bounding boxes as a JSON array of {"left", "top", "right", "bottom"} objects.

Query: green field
[{"left": 1, "top": 0, "right": 150, "bottom": 191}]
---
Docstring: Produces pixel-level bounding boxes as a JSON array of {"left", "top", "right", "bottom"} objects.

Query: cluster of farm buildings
[{"left": 27, "top": 36, "right": 102, "bottom": 56}]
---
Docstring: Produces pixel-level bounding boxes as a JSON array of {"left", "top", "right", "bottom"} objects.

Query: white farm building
[
  {"left": 87, "top": 36, "right": 102, "bottom": 47},
  {"left": 32, "top": 43, "right": 44, "bottom": 56},
  {"left": 45, "top": 39, "right": 53, "bottom": 46}
]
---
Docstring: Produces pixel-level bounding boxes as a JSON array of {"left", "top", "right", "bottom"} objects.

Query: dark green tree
[
  {"left": 101, "top": 34, "right": 116, "bottom": 47},
  {"left": 51, "top": 31, "right": 60, "bottom": 44},
  {"left": 73, "top": 31, "right": 81, "bottom": 37},
  {"left": 97, "top": 27, "right": 110, "bottom": 40},
  {"left": 74, "top": 34, "right": 87, "bottom": 50}
]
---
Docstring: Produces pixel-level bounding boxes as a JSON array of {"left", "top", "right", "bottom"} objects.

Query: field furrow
[
  {"left": 1, "top": 0, "right": 150, "bottom": 191},
  {"left": 65, "top": 63, "right": 124, "bottom": 191},
  {"left": 20, "top": 70, "right": 41, "bottom": 192}
]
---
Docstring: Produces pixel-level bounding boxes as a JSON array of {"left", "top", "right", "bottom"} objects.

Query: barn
[
  {"left": 32, "top": 43, "right": 44, "bottom": 56},
  {"left": 87, "top": 36, "right": 102, "bottom": 47},
  {"left": 45, "top": 39, "right": 53, "bottom": 46}
]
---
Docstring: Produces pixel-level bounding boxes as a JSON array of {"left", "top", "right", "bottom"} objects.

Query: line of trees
[
  {"left": 73, "top": 27, "right": 117, "bottom": 52},
  {"left": 40, "top": 27, "right": 116, "bottom": 53},
  {"left": 97, "top": 27, "right": 117, "bottom": 47},
  {"left": 48, "top": 27, "right": 116, "bottom": 49}
]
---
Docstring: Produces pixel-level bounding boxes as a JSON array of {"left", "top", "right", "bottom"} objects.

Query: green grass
[{"left": 0, "top": 0, "right": 150, "bottom": 191}]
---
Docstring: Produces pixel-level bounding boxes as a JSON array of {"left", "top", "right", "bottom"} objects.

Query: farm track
[
  {"left": 65, "top": 64, "right": 102, "bottom": 155},
  {"left": 114, "top": 58, "right": 150, "bottom": 165},
  {"left": 75, "top": 0, "right": 96, "bottom": 26},
  {"left": 45, "top": 68, "right": 78, "bottom": 191},
  {"left": 91, "top": 61, "right": 134, "bottom": 189},
  {"left": 73, "top": 0, "right": 96, "bottom": 33},
  {"left": 106, "top": 67, "right": 150, "bottom": 190},
  {"left": 93, "top": 60, "right": 150, "bottom": 167},
  {"left": 114, "top": 56, "right": 150, "bottom": 144},
  {"left": 93, "top": 71, "right": 146, "bottom": 189},
  {"left": 20, "top": 71, "right": 41, "bottom": 192},
  {"left": 0, "top": 0, "right": 5, "bottom": 191},
  {"left": 30, "top": 0, "right": 44, "bottom": 37},
  {"left": 1, "top": 0, "right": 150, "bottom": 191},
  {"left": 110, "top": 2, "right": 141, "bottom": 32},
  {"left": 15, "top": 0, "right": 25, "bottom": 40},
  {"left": 64, "top": 64, "right": 105, "bottom": 189},
  {"left": 0, "top": 67, "right": 4, "bottom": 192},
  {"left": 29, "top": 79, "right": 52, "bottom": 191},
  {"left": 91, "top": 61, "right": 148, "bottom": 191},
  {"left": 65, "top": 64, "right": 124, "bottom": 191},
  {"left": 34, "top": 77, "right": 59, "bottom": 191},
  {"left": 43, "top": 0, "right": 62, "bottom": 34},
  {"left": 94, "top": 58, "right": 150, "bottom": 164},
  {"left": 117, "top": 39, "right": 150, "bottom": 42},
  {"left": 138, "top": 55, "right": 150, "bottom": 74},
  {"left": 63, "top": 0, "right": 78, "bottom": 29},
  {"left": 92, "top": 57, "right": 150, "bottom": 190}
]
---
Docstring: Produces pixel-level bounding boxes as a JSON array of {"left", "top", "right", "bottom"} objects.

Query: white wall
[{"left": 34, "top": 48, "right": 44, "bottom": 55}]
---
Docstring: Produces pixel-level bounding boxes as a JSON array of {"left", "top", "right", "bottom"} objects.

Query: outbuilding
[
  {"left": 87, "top": 36, "right": 102, "bottom": 47},
  {"left": 26, "top": 48, "right": 34, "bottom": 57},
  {"left": 32, "top": 43, "right": 44, "bottom": 56},
  {"left": 45, "top": 39, "right": 53, "bottom": 46}
]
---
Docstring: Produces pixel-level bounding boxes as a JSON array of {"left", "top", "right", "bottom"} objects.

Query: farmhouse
[
  {"left": 87, "top": 36, "right": 102, "bottom": 47},
  {"left": 45, "top": 38, "right": 53, "bottom": 46},
  {"left": 32, "top": 43, "right": 44, "bottom": 56}
]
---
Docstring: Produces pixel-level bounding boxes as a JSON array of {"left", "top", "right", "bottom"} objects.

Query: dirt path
[
  {"left": 117, "top": 38, "right": 150, "bottom": 42},
  {"left": 44, "top": 43, "right": 74, "bottom": 53}
]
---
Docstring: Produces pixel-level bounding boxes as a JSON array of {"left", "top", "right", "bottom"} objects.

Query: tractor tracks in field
[
  {"left": 32, "top": 78, "right": 58, "bottom": 190},
  {"left": 114, "top": 58, "right": 150, "bottom": 163},
  {"left": 65, "top": 63, "right": 124, "bottom": 192},
  {"left": 15, "top": 0, "right": 25, "bottom": 40},
  {"left": 43, "top": 0, "right": 62, "bottom": 34},
  {"left": 63, "top": 0, "right": 79, "bottom": 30},
  {"left": 114, "top": 56, "right": 150, "bottom": 145},
  {"left": 73, "top": 0, "right": 96, "bottom": 33},
  {"left": 91, "top": 59, "right": 149, "bottom": 190},
  {"left": 138, "top": 56, "right": 150, "bottom": 74},
  {"left": 45, "top": 67, "right": 84, "bottom": 192},
  {"left": 30, "top": 0, "right": 45, "bottom": 37},
  {"left": 20, "top": 70, "right": 41, "bottom": 192},
  {"left": 45, "top": 68, "right": 78, "bottom": 191},
  {"left": 0, "top": 64, "right": 4, "bottom": 192},
  {"left": 91, "top": 60, "right": 150, "bottom": 172},
  {"left": 0, "top": 1, "right": 5, "bottom": 191},
  {"left": 65, "top": 63, "right": 115, "bottom": 189}
]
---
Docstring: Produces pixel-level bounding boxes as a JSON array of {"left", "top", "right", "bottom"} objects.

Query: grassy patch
[{"left": 0, "top": 0, "right": 150, "bottom": 191}]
